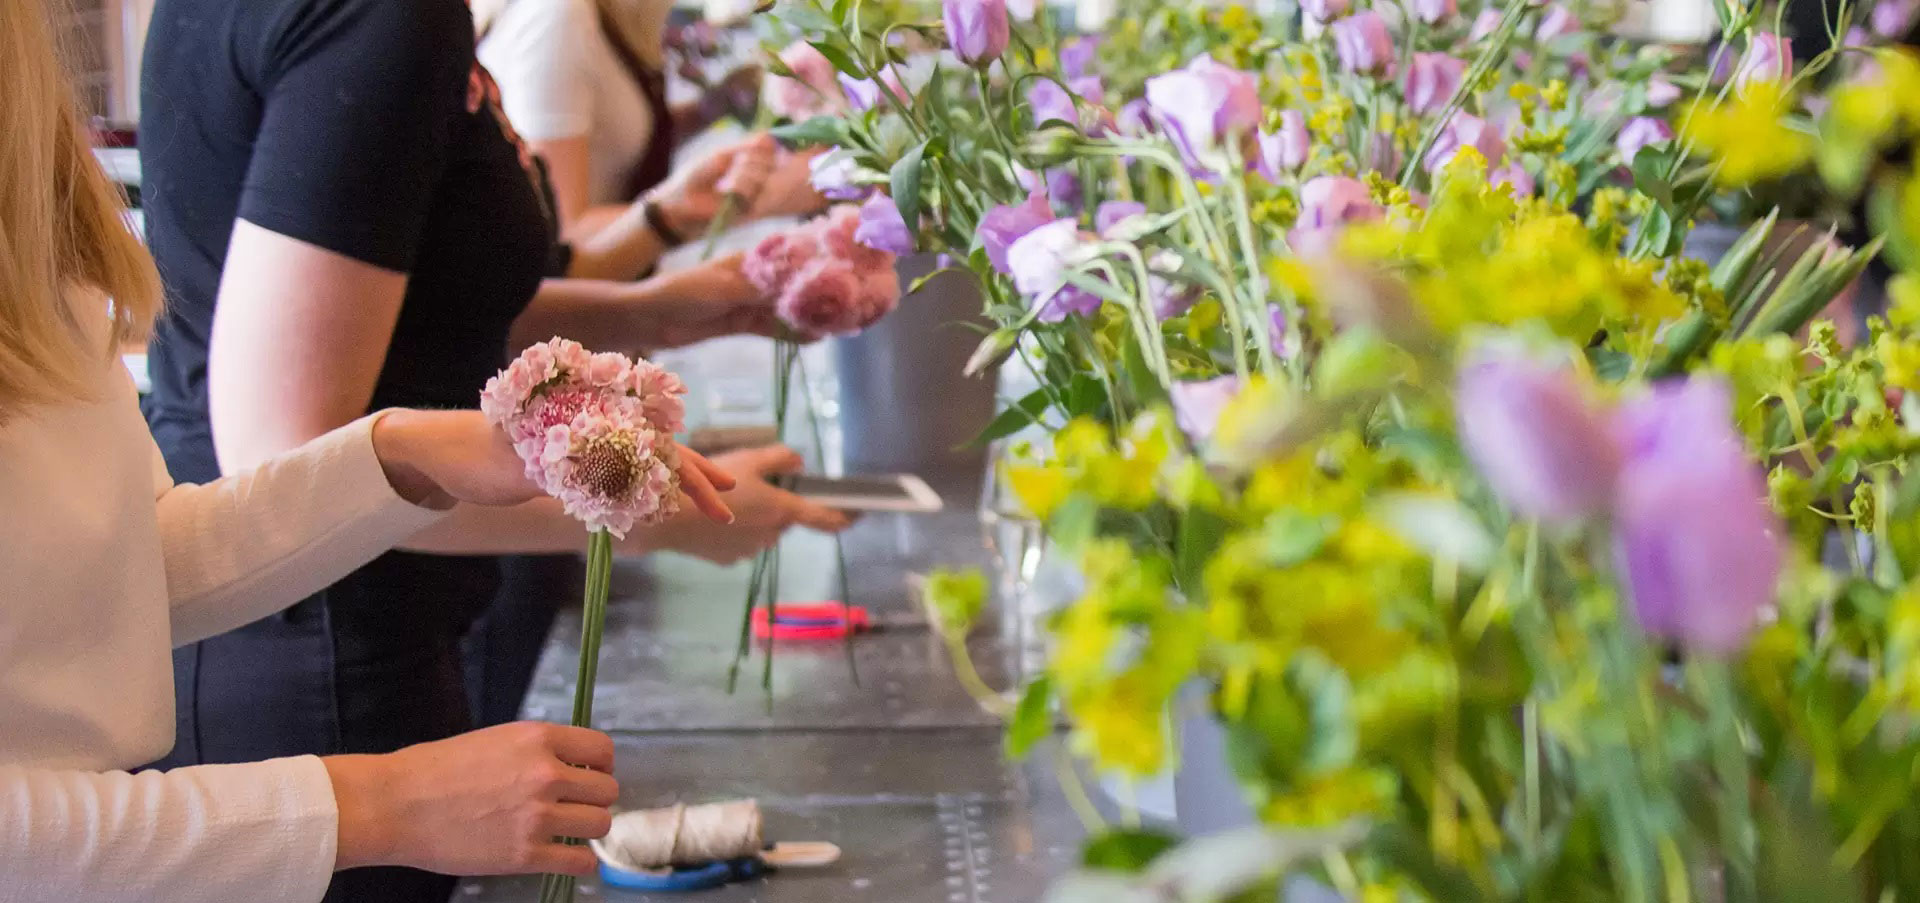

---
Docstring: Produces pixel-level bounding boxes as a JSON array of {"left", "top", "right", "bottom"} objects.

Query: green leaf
[
  {"left": 769, "top": 115, "right": 849, "bottom": 147},
  {"left": 1005, "top": 677, "right": 1055, "bottom": 758},
  {"left": 1080, "top": 829, "right": 1179, "bottom": 872},
  {"left": 1640, "top": 204, "right": 1676, "bottom": 258},
  {"left": 1174, "top": 508, "right": 1229, "bottom": 591},
  {"left": 1260, "top": 510, "right": 1333, "bottom": 566},
  {"left": 969, "top": 387, "right": 1052, "bottom": 445},
  {"left": 1631, "top": 145, "right": 1676, "bottom": 207},
  {"left": 1048, "top": 494, "right": 1100, "bottom": 551},
  {"left": 1064, "top": 373, "right": 1106, "bottom": 419},
  {"left": 1586, "top": 346, "right": 1633, "bottom": 382},
  {"left": 891, "top": 140, "right": 928, "bottom": 234},
  {"left": 807, "top": 40, "right": 865, "bottom": 79},
  {"left": 830, "top": 0, "right": 854, "bottom": 26}
]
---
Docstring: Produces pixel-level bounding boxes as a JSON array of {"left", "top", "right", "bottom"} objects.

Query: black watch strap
[{"left": 644, "top": 200, "right": 688, "bottom": 248}]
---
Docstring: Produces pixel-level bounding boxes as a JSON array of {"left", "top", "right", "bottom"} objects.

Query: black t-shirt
[{"left": 140, "top": 0, "right": 554, "bottom": 486}]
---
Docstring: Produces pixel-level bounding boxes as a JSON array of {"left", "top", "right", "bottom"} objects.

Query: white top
[
  {"left": 0, "top": 353, "right": 448, "bottom": 903},
  {"left": 479, "top": 0, "right": 657, "bottom": 206}
]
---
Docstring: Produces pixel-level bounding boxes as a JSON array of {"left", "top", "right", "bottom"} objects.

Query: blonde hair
[{"left": 0, "top": 0, "right": 162, "bottom": 419}]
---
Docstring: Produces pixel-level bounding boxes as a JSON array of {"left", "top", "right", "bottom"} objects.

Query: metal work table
[{"left": 461, "top": 501, "right": 1087, "bottom": 902}]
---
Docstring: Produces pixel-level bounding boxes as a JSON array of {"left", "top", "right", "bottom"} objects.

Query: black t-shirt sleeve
[{"left": 235, "top": 0, "right": 473, "bottom": 272}]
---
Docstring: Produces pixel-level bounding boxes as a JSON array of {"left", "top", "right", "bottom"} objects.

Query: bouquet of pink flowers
[
  {"left": 744, "top": 204, "right": 903, "bottom": 337},
  {"left": 481, "top": 337, "right": 688, "bottom": 903}
]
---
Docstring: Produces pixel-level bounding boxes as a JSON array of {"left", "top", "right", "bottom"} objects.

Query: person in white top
[
  {"left": 0, "top": 3, "right": 745, "bottom": 900},
  {"left": 476, "top": 0, "right": 828, "bottom": 240}
]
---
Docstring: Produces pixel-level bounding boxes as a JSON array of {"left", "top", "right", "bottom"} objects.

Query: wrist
[
  {"left": 324, "top": 754, "right": 403, "bottom": 870},
  {"left": 369, "top": 410, "right": 458, "bottom": 510},
  {"left": 644, "top": 195, "right": 695, "bottom": 247}
]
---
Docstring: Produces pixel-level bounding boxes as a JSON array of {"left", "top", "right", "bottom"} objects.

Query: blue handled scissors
[{"left": 597, "top": 856, "right": 768, "bottom": 892}]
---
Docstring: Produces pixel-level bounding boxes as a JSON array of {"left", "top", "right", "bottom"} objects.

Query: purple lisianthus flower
[
  {"left": 1095, "top": 201, "right": 1148, "bottom": 235},
  {"left": 1534, "top": 5, "right": 1578, "bottom": 41},
  {"left": 1735, "top": 32, "right": 1792, "bottom": 87},
  {"left": 1616, "top": 116, "right": 1675, "bottom": 161},
  {"left": 1403, "top": 52, "right": 1467, "bottom": 115},
  {"left": 1645, "top": 76, "right": 1681, "bottom": 108},
  {"left": 1116, "top": 98, "right": 1156, "bottom": 137},
  {"left": 1301, "top": 0, "right": 1351, "bottom": 22},
  {"left": 945, "top": 0, "right": 1011, "bottom": 65},
  {"left": 1144, "top": 54, "right": 1263, "bottom": 165},
  {"left": 1171, "top": 376, "right": 1242, "bottom": 442},
  {"left": 854, "top": 193, "right": 915, "bottom": 254},
  {"left": 979, "top": 191, "right": 1056, "bottom": 274},
  {"left": 1425, "top": 112, "right": 1507, "bottom": 171},
  {"left": 1612, "top": 378, "right": 1782, "bottom": 654},
  {"left": 1456, "top": 354, "right": 1620, "bottom": 522},
  {"left": 1150, "top": 273, "right": 1199, "bottom": 319},
  {"left": 1061, "top": 35, "right": 1103, "bottom": 78},
  {"left": 1044, "top": 167, "right": 1083, "bottom": 212},
  {"left": 1028, "top": 76, "right": 1105, "bottom": 128},
  {"left": 1493, "top": 162, "right": 1535, "bottom": 197},
  {"left": 1333, "top": 12, "right": 1395, "bottom": 74},
  {"left": 1254, "top": 110, "right": 1311, "bottom": 181},
  {"left": 808, "top": 147, "right": 869, "bottom": 201},
  {"left": 1470, "top": 8, "right": 1501, "bottom": 39},
  {"left": 1408, "top": 0, "right": 1457, "bottom": 24},
  {"left": 1289, "top": 175, "right": 1384, "bottom": 255},
  {"left": 1007, "top": 218, "right": 1101, "bottom": 321},
  {"left": 1876, "top": 0, "right": 1918, "bottom": 37},
  {"left": 839, "top": 73, "right": 882, "bottom": 111},
  {"left": 1266, "top": 304, "right": 1291, "bottom": 357}
]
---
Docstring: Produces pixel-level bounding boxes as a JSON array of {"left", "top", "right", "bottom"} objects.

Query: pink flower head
[
  {"left": 818, "top": 203, "right": 896, "bottom": 273},
  {"left": 743, "top": 229, "right": 825, "bottom": 297},
  {"left": 979, "top": 190, "right": 1056, "bottom": 274},
  {"left": 767, "top": 42, "right": 841, "bottom": 120},
  {"left": 777, "top": 258, "right": 868, "bottom": 337},
  {"left": 1409, "top": 0, "right": 1457, "bottom": 24},
  {"left": 1301, "top": 0, "right": 1350, "bottom": 22},
  {"left": 1876, "top": 0, "right": 1918, "bottom": 38},
  {"left": 1494, "top": 162, "right": 1535, "bottom": 197},
  {"left": 1735, "top": 32, "right": 1792, "bottom": 88},
  {"left": 1616, "top": 116, "right": 1675, "bottom": 161},
  {"left": 808, "top": 147, "right": 869, "bottom": 201},
  {"left": 1288, "top": 176, "right": 1383, "bottom": 256},
  {"left": 482, "top": 339, "right": 688, "bottom": 537},
  {"left": 1255, "top": 111, "right": 1311, "bottom": 181},
  {"left": 1645, "top": 76, "right": 1681, "bottom": 108},
  {"left": 1470, "top": 8, "right": 1501, "bottom": 40},
  {"left": 1333, "top": 12, "right": 1395, "bottom": 75},
  {"left": 1456, "top": 352, "right": 1619, "bottom": 523},
  {"left": 1144, "top": 54, "right": 1263, "bottom": 165},
  {"left": 1424, "top": 112, "right": 1507, "bottom": 171},
  {"left": 1171, "top": 376, "right": 1242, "bottom": 442},
  {"left": 1404, "top": 52, "right": 1467, "bottom": 115},
  {"left": 1534, "top": 5, "right": 1579, "bottom": 41},
  {"left": 945, "top": 0, "right": 1011, "bottom": 65}
]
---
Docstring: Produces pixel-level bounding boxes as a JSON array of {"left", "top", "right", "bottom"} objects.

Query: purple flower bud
[
  {"left": 979, "top": 191, "right": 1055, "bottom": 274},
  {"left": 1095, "top": 201, "right": 1148, "bottom": 235},
  {"left": 1470, "top": 8, "right": 1501, "bottom": 39},
  {"left": 1534, "top": 5, "right": 1578, "bottom": 41},
  {"left": 1735, "top": 33, "right": 1792, "bottom": 87},
  {"left": 808, "top": 147, "right": 870, "bottom": 201},
  {"left": 1645, "top": 76, "right": 1681, "bottom": 108},
  {"left": 854, "top": 193, "right": 915, "bottom": 254},
  {"left": 1612, "top": 378, "right": 1782, "bottom": 654},
  {"left": 1456, "top": 354, "right": 1620, "bottom": 522},
  {"left": 1615, "top": 116, "right": 1675, "bottom": 161},
  {"left": 1007, "top": 218, "right": 1101, "bottom": 321},
  {"left": 1289, "top": 175, "right": 1384, "bottom": 255},
  {"left": 1403, "top": 52, "right": 1467, "bottom": 115},
  {"left": 945, "top": 0, "right": 1011, "bottom": 65},
  {"left": 1171, "top": 376, "right": 1242, "bottom": 441},
  {"left": 1408, "top": 0, "right": 1457, "bottom": 24},
  {"left": 1061, "top": 36, "right": 1103, "bottom": 78},
  {"left": 1301, "top": 0, "right": 1351, "bottom": 22},
  {"left": 1144, "top": 54, "right": 1263, "bottom": 165},
  {"left": 1424, "top": 112, "right": 1507, "bottom": 171},
  {"left": 1876, "top": 0, "right": 1917, "bottom": 38},
  {"left": 1255, "top": 111, "right": 1311, "bottom": 181},
  {"left": 1333, "top": 12, "right": 1395, "bottom": 74}
]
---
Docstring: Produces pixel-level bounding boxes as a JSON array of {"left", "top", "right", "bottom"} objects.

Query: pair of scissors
[
  {"left": 592, "top": 842, "right": 842, "bottom": 893},
  {"left": 750, "top": 602, "right": 873, "bottom": 641}
]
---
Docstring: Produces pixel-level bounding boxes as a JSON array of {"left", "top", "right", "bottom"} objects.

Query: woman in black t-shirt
[{"left": 138, "top": 1, "right": 851, "bottom": 901}]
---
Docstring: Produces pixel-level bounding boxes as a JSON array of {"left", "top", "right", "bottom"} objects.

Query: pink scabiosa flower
[
  {"left": 767, "top": 42, "right": 841, "bottom": 120},
  {"left": 1611, "top": 378, "right": 1782, "bottom": 653},
  {"left": 1254, "top": 111, "right": 1311, "bottom": 181},
  {"left": 979, "top": 190, "right": 1056, "bottom": 274},
  {"left": 1289, "top": 176, "right": 1383, "bottom": 256},
  {"left": 743, "top": 229, "right": 824, "bottom": 297},
  {"left": 1403, "top": 52, "right": 1468, "bottom": 115},
  {"left": 1456, "top": 352, "right": 1620, "bottom": 523},
  {"left": 1735, "top": 32, "right": 1792, "bottom": 88},
  {"left": 945, "top": 0, "right": 1011, "bottom": 65},
  {"left": 1616, "top": 116, "right": 1675, "bottom": 161},
  {"left": 1332, "top": 12, "right": 1395, "bottom": 75},
  {"left": 482, "top": 338, "right": 688, "bottom": 537},
  {"left": 1144, "top": 54, "right": 1262, "bottom": 167},
  {"left": 818, "top": 203, "right": 896, "bottom": 273},
  {"left": 777, "top": 258, "right": 868, "bottom": 336}
]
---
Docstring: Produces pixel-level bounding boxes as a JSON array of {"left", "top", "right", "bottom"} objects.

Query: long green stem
[{"left": 539, "top": 528, "right": 614, "bottom": 903}]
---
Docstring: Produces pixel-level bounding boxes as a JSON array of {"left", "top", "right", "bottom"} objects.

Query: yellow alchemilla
[
  {"left": 1262, "top": 766, "right": 1398, "bottom": 827},
  {"left": 1686, "top": 81, "right": 1813, "bottom": 186}
]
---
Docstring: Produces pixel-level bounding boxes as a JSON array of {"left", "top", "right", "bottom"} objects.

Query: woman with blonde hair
[{"left": 0, "top": 1, "right": 747, "bottom": 899}]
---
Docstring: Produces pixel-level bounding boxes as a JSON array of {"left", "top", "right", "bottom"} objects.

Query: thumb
[{"left": 733, "top": 444, "right": 806, "bottom": 477}]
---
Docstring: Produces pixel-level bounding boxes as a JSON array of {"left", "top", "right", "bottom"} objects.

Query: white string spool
[{"left": 603, "top": 799, "right": 764, "bottom": 869}]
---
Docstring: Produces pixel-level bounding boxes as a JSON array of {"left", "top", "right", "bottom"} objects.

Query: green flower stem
[
  {"left": 796, "top": 353, "right": 860, "bottom": 686},
  {"left": 1219, "top": 147, "right": 1285, "bottom": 380},
  {"left": 975, "top": 70, "right": 1025, "bottom": 186},
  {"left": 539, "top": 527, "right": 614, "bottom": 903}
]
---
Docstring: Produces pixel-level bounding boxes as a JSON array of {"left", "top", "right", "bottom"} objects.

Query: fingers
[
  {"left": 678, "top": 448, "right": 738, "bottom": 523},
  {"left": 545, "top": 803, "right": 616, "bottom": 840},
  {"left": 728, "top": 444, "right": 805, "bottom": 476},
  {"left": 682, "top": 446, "right": 737, "bottom": 491},
  {"left": 528, "top": 843, "right": 600, "bottom": 877},
  {"left": 544, "top": 725, "right": 616, "bottom": 773},
  {"left": 786, "top": 496, "right": 856, "bottom": 532}
]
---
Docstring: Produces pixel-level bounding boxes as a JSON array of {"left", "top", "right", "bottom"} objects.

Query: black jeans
[
  {"left": 461, "top": 554, "right": 580, "bottom": 727},
  {"left": 152, "top": 551, "right": 498, "bottom": 903}
]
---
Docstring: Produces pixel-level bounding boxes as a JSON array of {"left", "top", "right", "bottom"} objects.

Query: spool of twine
[{"left": 607, "top": 799, "right": 764, "bottom": 868}]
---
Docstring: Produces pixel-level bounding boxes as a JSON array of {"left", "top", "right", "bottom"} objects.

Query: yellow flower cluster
[{"left": 1685, "top": 80, "right": 1813, "bottom": 186}]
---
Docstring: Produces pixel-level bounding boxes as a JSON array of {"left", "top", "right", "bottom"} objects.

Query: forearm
[
  {"left": 565, "top": 201, "right": 669, "bottom": 281},
  {"left": 400, "top": 496, "right": 597, "bottom": 555},
  {"left": 509, "top": 276, "right": 674, "bottom": 356}
]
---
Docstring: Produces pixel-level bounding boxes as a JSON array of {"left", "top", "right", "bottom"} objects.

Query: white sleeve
[
  {"left": 480, "top": 0, "right": 599, "bottom": 141},
  {"left": 154, "top": 414, "right": 448, "bottom": 646},
  {"left": 0, "top": 757, "right": 338, "bottom": 903}
]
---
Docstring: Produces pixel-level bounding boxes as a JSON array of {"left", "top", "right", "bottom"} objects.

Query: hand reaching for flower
[
  {"left": 625, "top": 445, "right": 854, "bottom": 564},
  {"left": 640, "top": 252, "right": 794, "bottom": 345},
  {"left": 651, "top": 133, "right": 777, "bottom": 238}
]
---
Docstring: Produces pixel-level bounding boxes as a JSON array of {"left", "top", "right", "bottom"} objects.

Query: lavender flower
[
  {"left": 1171, "top": 376, "right": 1243, "bottom": 442},
  {"left": 1095, "top": 201, "right": 1147, "bottom": 235},
  {"left": 1735, "top": 32, "right": 1792, "bottom": 87},
  {"left": 1301, "top": 0, "right": 1351, "bottom": 22},
  {"left": 1408, "top": 0, "right": 1457, "bottom": 24},
  {"left": 1007, "top": 218, "right": 1101, "bottom": 321},
  {"left": 979, "top": 191, "right": 1055, "bottom": 274},
  {"left": 1332, "top": 12, "right": 1394, "bottom": 74},
  {"left": 1645, "top": 76, "right": 1681, "bottom": 108},
  {"left": 839, "top": 74, "right": 881, "bottom": 111},
  {"left": 1615, "top": 116, "right": 1675, "bottom": 161},
  {"left": 854, "top": 194, "right": 915, "bottom": 254},
  {"left": 944, "top": 0, "right": 1011, "bottom": 65},
  {"left": 1470, "top": 8, "right": 1501, "bottom": 39},
  {"left": 1424, "top": 112, "right": 1507, "bottom": 171},
  {"left": 1289, "top": 175, "right": 1384, "bottom": 255},
  {"left": 1534, "top": 5, "right": 1578, "bottom": 41},
  {"left": 1456, "top": 354, "right": 1620, "bottom": 523},
  {"left": 808, "top": 147, "right": 869, "bottom": 201},
  {"left": 1061, "top": 36, "right": 1102, "bottom": 78},
  {"left": 1255, "top": 111, "right": 1311, "bottom": 181}
]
